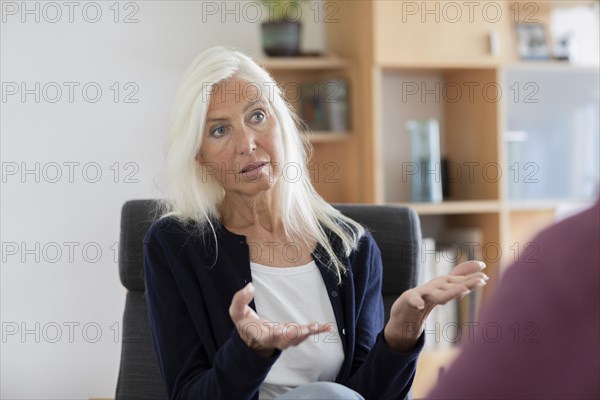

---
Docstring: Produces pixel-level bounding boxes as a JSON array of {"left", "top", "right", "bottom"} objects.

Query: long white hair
[{"left": 154, "top": 46, "right": 365, "bottom": 284}]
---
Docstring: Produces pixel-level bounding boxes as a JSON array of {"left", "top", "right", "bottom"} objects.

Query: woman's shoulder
[
  {"left": 321, "top": 216, "right": 376, "bottom": 255},
  {"left": 143, "top": 216, "right": 225, "bottom": 267},
  {"left": 143, "top": 215, "right": 212, "bottom": 246},
  {"left": 353, "top": 228, "right": 379, "bottom": 257},
  {"left": 341, "top": 228, "right": 382, "bottom": 287}
]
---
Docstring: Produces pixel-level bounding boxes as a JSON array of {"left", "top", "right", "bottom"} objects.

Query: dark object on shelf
[
  {"left": 553, "top": 32, "right": 572, "bottom": 61},
  {"left": 261, "top": 20, "right": 301, "bottom": 57},
  {"left": 441, "top": 158, "right": 450, "bottom": 199},
  {"left": 297, "top": 51, "right": 324, "bottom": 57}
]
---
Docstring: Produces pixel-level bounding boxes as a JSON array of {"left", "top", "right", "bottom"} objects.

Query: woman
[{"left": 143, "top": 46, "right": 488, "bottom": 400}]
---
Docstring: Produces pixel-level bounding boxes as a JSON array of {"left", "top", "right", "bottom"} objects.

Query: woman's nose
[{"left": 235, "top": 127, "right": 257, "bottom": 155}]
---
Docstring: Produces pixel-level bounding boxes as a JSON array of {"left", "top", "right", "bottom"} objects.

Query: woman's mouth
[{"left": 240, "top": 162, "right": 268, "bottom": 176}]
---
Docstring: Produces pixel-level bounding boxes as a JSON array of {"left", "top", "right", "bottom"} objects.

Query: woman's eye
[
  {"left": 209, "top": 126, "right": 226, "bottom": 138},
  {"left": 250, "top": 110, "right": 266, "bottom": 123}
]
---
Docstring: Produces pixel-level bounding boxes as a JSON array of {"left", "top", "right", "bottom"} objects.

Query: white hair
[{"left": 154, "top": 45, "right": 365, "bottom": 285}]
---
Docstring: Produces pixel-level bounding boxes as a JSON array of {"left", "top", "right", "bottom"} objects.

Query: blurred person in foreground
[
  {"left": 428, "top": 198, "right": 600, "bottom": 399},
  {"left": 142, "top": 46, "right": 488, "bottom": 400}
]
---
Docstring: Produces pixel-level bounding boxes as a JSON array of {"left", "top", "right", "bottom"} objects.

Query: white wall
[{"left": 0, "top": 2, "right": 325, "bottom": 398}]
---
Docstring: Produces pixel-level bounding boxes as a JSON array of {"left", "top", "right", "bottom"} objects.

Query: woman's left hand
[{"left": 383, "top": 260, "right": 489, "bottom": 352}]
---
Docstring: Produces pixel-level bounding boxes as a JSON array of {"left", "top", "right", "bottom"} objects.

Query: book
[
  {"left": 435, "top": 244, "right": 461, "bottom": 349},
  {"left": 440, "top": 228, "right": 485, "bottom": 332},
  {"left": 418, "top": 238, "right": 460, "bottom": 349},
  {"left": 298, "top": 78, "right": 349, "bottom": 132},
  {"left": 323, "top": 78, "right": 349, "bottom": 132},
  {"left": 299, "top": 81, "right": 328, "bottom": 131},
  {"left": 419, "top": 238, "right": 438, "bottom": 350}
]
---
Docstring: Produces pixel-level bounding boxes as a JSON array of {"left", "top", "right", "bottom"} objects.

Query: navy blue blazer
[{"left": 143, "top": 216, "right": 424, "bottom": 400}]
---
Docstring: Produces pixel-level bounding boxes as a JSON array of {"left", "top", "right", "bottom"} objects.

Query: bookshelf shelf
[
  {"left": 507, "top": 199, "right": 596, "bottom": 212},
  {"left": 379, "top": 60, "right": 501, "bottom": 71},
  {"left": 504, "top": 61, "right": 600, "bottom": 73},
  {"left": 305, "top": 131, "right": 351, "bottom": 143},
  {"left": 507, "top": 201, "right": 562, "bottom": 211},
  {"left": 397, "top": 200, "right": 501, "bottom": 215},
  {"left": 258, "top": 56, "right": 350, "bottom": 70}
]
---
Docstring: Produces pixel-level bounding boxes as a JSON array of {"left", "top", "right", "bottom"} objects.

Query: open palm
[
  {"left": 384, "top": 260, "right": 488, "bottom": 351},
  {"left": 229, "top": 282, "right": 334, "bottom": 358}
]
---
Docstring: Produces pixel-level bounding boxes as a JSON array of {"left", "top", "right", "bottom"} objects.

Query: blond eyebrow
[{"left": 206, "top": 98, "right": 268, "bottom": 123}]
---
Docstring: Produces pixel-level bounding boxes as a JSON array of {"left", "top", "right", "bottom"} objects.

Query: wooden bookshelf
[
  {"left": 324, "top": 0, "right": 597, "bottom": 280},
  {"left": 380, "top": 60, "right": 502, "bottom": 70},
  {"left": 324, "top": 1, "right": 598, "bottom": 396}
]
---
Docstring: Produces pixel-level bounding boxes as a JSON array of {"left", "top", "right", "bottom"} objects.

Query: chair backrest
[{"left": 115, "top": 199, "right": 422, "bottom": 399}]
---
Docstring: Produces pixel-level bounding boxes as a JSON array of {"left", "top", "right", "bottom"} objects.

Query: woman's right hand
[{"left": 229, "top": 282, "right": 333, "bottom": 358}]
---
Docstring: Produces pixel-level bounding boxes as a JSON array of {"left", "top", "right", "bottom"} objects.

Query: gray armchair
[{"left": 115, "top": 199, "right": 422, "bottom": 399}]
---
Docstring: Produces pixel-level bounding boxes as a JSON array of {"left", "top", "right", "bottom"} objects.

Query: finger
[
  {"left": 439, "top": 274, "right": 487, "bottom": 293},
  {"left": 426, "top": 284, "right": 473, "bottom": 305},
  {"left": 450, "top": 260, "right": 486, "bottom": 276},
  {"left": 307, "top": 322, "right": 335, "bottom": 335},
  {"left": 229, "top": 283, "right": 255, "bottom": 322},
  {"left": 244, "top": 319, "right": 265, "bottom": 343},
  {"left": 406, "top": 290, "right": 426, "bottom": 310},
  {"left": 460, "top": 275, "right": 489, "bottom": 291},
  {"left": 271, "top": 324, "right": 306, "bottom": 349},
  {"left": 468, "top": 272, "right": 489, "bottom": 282},
  {"left": 439, "top": 272, "right": 488, "bottom": 287}
]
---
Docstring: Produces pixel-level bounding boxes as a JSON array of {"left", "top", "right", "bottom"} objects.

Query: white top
[{"left": 250, "top": 260, "right": 345, "bottom": 400}]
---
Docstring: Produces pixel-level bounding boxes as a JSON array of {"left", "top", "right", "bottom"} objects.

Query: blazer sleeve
[
  {"left": 143, "top": 227, "right": 282, "bottom": 400},
  {"left": 341, "top": 232, "right": 425, "bottom": 400}
]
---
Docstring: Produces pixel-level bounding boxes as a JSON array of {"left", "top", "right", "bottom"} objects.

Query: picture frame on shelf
[{"left": 515, "top": 23, "right": 550, "bottom": 60}]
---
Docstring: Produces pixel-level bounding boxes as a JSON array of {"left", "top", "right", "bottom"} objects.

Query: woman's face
[{"left": 197, "top": 78, "right": 285, "bottom": 197}]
